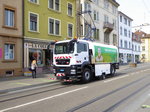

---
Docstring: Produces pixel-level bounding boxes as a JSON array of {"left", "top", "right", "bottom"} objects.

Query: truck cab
[{"left": 53, "top": 39, "right": 91, "bottom": 82}]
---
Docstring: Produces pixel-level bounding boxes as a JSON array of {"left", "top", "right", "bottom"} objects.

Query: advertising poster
[
  {"left": 0, "top": 48, "right": 2, "bottom": 59},
  {"left": 94, "top": 46, "right": 117, "bottom": 63}
]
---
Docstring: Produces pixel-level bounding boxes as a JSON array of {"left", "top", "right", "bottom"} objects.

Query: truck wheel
[
  {"left": 82, "top": 68, "right": 91, "bottom": 83},
  {"left": 110, "top": 65, "right": 116, "bottom": 76}
]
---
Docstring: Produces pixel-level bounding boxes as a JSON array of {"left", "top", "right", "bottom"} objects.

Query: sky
[{"left": 116, "top": 0, "right": 150, "bottom": 33}]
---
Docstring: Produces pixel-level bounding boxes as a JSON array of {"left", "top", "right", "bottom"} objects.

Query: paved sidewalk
[
  {"left": 0, "top": 63, "right": 139, "bottom": 94},
  {"left": 0, "top": 73, "right": 58, "bottom": 94}
]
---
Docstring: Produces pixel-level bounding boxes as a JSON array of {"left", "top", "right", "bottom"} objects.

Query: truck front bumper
[{"left": 53, "top": 66, "right": 81, "bottom": 80}]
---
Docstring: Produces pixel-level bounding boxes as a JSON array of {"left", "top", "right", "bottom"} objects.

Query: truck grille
[{"left": 56, "top": 59, "right": 70, "bottom": 65}]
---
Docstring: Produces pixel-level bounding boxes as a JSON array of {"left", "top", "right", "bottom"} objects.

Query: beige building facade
[
  {"left": 80, "top": 0, "right": 119, "bottom": 46},
  {"left": 0, "top": 0, "right": 23, "bottom": 77}
]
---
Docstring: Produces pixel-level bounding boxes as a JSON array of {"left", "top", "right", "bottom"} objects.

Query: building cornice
[{"left": 0, "top": 33, "right": 23, "bottom": 38}]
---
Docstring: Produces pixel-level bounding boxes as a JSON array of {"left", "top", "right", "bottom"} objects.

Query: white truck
[{"left": 52, "top": 39, "right": 119, "bottom": 83}]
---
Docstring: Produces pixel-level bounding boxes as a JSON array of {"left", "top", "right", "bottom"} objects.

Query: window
[
  {"left": 4, "top": 8, "right": 15, "bottom": 27},
  {"left": 94, "top": 10, "right": 97, "bottom": 21},
  {"left": 29, "top": 49, "right": 43, "bottom": 66},
  {"left": 104, "top": 15, "right": 109, "bottom": 22},
  {"left": 112, "top": 5, "right": 116, "bottom": 14},
  {"left": 124, "top": 41, "right": 127, "bottom": 48},
  {"left": 120, "top": 40, "right": 123, "bottom": 48},
  {"left": 77, "top": 43, "right": 87, "bottom": 53},
  {"left": 124, "top": 29, "right": 127, "bottom": 37},
  {"left": 29, "top": 13, "right": 38, "bottom": 31},
  {"left": 104, "top": 33, "right": 109, "bottom": 44},
  {"left": 135, "top": 45, "right": 137, "bottom": 51},
  {"left": 94, "top": 29, "right": 99, "bottom": 40},
  {"left": 104, "top": 0, "right": 109, "bottom": 9},
  {"left": 138, "top": 46, "right": 140, "bottom": 51},
  {"left": 49, "top": 0, "right": 54, "bottom": 9},
  {"left": 120, "top": 15, "right": 122, "bottom": 22},
  {"left": 55, "top": 0, "right": 60, "bottom": 11},
  {"left": 29, "top": 0, "right": 38, "bottom": 4},
  {"left": 49, "top": 18, "right": 54, "bottom": 34},
  {"left": 142, "top": 46, "right": 145, "bottom": 51},
  {"left": 93, "top": 0, "right": 99, "bottom": 4},
  {"left": 128, "top": 31, "right": 130, "bottom": 38},
  {"left": 132, "top": 44, "right": 134, "bottom": 50},
  {"left": 68, "top": 23, "right": 73, "bottom": 37},
  {"left": 120, "top": 27, "right": 122, "bottom": 35},
  {"left": 55, "top": 43, "right": 74, "bottom": 54},
  {"left": 49, "top": 18, "right": 60, "bottom": 35},
  {"left": 55, "top": 20, "right": 60, "bottom": 35},
  {"left": 94, "top": 10, "right": 99, "bottom": 21},
  {"left": 128, "top": 21, "right": 131, "bottom": 26},
  {"left": 124, "top": 17, "right": 127, "bottom": 25},
  {"left": 48, "top": 0, "right": 60, "bottom": 11},
  {"left": 113, "top": 19, "right": 117, "bottom": 30},
  {"left": 4, "top": 44, "right": 14, "bottom": 60},
  {"left": 84, "top": 2, "right": 91, "bottom": 12},
  {"left": 68, "top": 3, "right": 73, "bottom": 16},
  {"left": 113, "top": 34, "right": 117, "bottom": 45}
]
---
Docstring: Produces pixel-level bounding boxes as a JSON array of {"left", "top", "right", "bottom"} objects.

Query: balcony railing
[{"left": 103, "top": 22, "right": 114, "bottom": 33}]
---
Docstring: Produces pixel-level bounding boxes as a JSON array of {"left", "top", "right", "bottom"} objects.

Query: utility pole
[{"left": 76, "top": 0, "right": 81, "bottom": 38}]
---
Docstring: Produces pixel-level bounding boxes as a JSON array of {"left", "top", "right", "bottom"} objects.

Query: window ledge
[
  {"left": 67, "top": 36, "right": 73, "bottom": 39},
  {"left": 28, "top": 1, "right": 40, "bottom": 6},
  {"left": 48, "top": 34, "right": 62, "bottom": 37},
  {"left": 48, "top": 8, "right": 61, "bottom": 13},
  {"left": 28, "top": 30, "right": 40, "bottom": 34},
  {"left": 2, "top": 26, "right": 18, "bottom": 30},
  {"left": 67, "top": 15, "right": 74, "bottom": 18},
  {"left": 2, "top": 60, "right": 17, "bottom": 63}
]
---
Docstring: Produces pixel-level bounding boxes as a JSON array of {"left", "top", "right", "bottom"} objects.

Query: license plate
[{"left": 60, "top": 69, "right": 64, "bottom": 72}]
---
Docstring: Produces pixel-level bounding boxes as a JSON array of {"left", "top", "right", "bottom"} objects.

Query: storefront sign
[
  {"left": 0, "top": 48, "right": 2, "bottom": 59},
  {"left": 28, "top": 43, "right": 48, "bottom": 49}
]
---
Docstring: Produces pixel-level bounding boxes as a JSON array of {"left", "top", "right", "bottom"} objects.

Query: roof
[{"left": 118, "top": 11, "right": 133, "bottom": 21}]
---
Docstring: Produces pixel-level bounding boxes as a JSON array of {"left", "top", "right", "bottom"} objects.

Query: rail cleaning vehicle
[{"left": 52, "top": 39, "right": 119, "bottom": 83}]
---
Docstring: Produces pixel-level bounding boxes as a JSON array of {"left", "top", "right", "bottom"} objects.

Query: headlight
[
  {"left": 72, "top": 65, "right": 76, "bottom": 68},
  {"left": 71, "top": 69, "right": 76, "bottom": 74}
]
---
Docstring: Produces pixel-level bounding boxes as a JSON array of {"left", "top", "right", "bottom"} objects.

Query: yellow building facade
[{"left": 141, "top": 34, "right": 150, "bottom": 62}]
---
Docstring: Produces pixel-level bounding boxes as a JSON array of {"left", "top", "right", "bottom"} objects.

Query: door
[{"left": 76, "top": 42, "right": 89, "bottom": 63}]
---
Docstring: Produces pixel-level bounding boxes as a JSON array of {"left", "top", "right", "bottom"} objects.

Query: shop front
[{"left": 24, "top": 38, "right": 54, "bottom": 75}]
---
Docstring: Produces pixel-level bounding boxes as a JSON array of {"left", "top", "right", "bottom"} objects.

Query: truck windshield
[{"left": 54, "top": 42, "right": 74, "bottom": 54}]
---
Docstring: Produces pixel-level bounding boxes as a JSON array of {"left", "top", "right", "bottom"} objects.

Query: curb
[{"left": 0, "top": 80, "right": 59, "bottom": 95}]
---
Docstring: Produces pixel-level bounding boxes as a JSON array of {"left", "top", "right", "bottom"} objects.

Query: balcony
[{"left": 103, "top": 22, "right": 114, "bottom": 33}]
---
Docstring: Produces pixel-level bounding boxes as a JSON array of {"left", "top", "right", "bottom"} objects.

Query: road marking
[
  {"left": 0, "top": 86, "right": 88, "bottom": 112},
  {"left": 15, "top": 83, "right": 31, "bottom": 86},
  {"left": 104, "top": 75, "right": 129, "bottom": 83}
]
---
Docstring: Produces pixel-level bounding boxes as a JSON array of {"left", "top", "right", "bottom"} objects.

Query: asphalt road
[{"left": 0, "top": 63, "right": 150, "bottom": 112}]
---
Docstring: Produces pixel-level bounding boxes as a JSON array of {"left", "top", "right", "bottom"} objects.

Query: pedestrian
[{"left": 31, "top": 59, "right": 38, "bottom": 78}]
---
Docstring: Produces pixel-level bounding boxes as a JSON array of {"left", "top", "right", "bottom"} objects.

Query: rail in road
[
  {"left": 66, "top": 75, "right": 150, "bottom": 112},
  {"left": 0, "top": 64, "right": 150, "bottom": 112}
]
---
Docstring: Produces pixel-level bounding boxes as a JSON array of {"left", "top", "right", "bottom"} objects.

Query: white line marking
[
  {"left": 0, "top": 86, "right": 88, "bottom": 112},
  {"left": 104, "top": 75, "right": 129, "bottom": 83}
]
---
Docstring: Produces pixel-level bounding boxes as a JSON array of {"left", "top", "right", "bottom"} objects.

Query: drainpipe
[{"left": 22, "top": 0, "right": 24, "bottom": 74}]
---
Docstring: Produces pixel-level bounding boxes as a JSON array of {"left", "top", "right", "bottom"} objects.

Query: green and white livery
[{"left": 52, "top": 39, "right": 119, "bottom": 83}]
